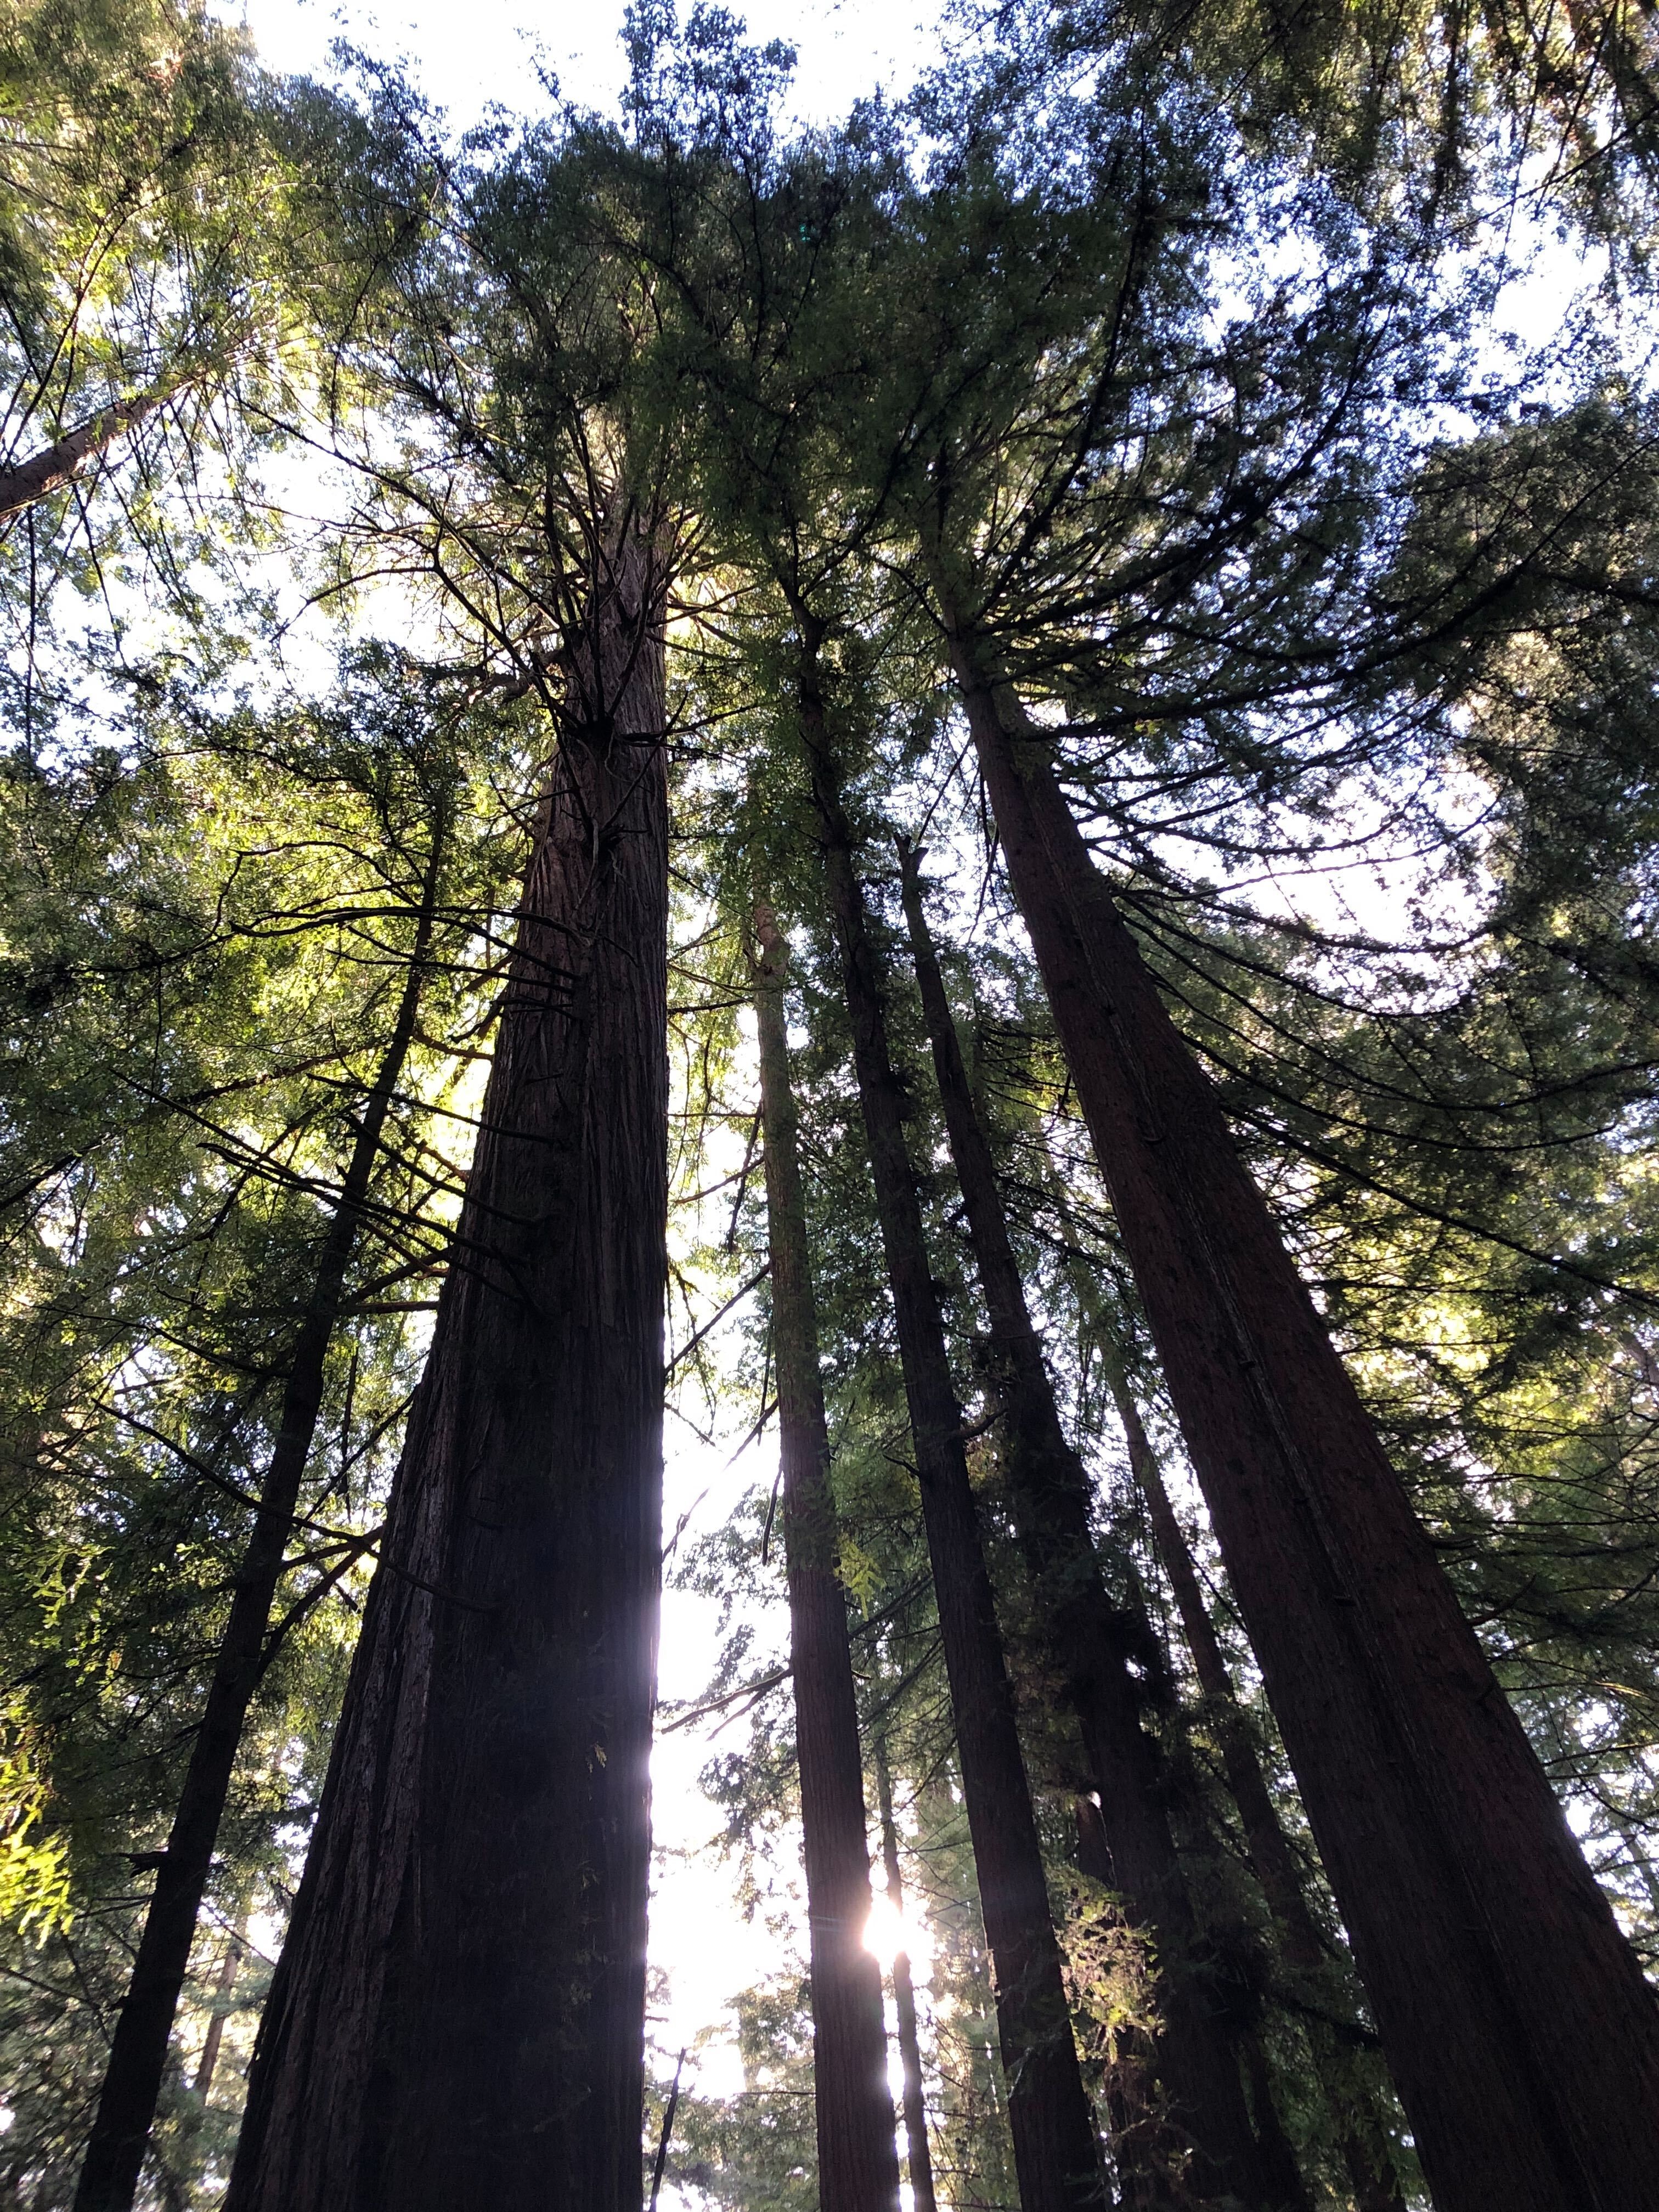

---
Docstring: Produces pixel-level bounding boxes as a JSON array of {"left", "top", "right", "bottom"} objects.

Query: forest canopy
[{"left": 2, "top": 0, "right": 1659, "bottom": 2207}]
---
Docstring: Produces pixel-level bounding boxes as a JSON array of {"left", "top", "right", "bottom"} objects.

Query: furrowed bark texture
[
  {"left": 799, "top": 644, "right": 1107, "bottom": 2212},
  {"left": 874, "top": 1733, "right": 939, "bottom": 2212},
  {"left": 1111, "top": 1372, "right": 1405, "bottom": 2212},
  {"left": 752, "top": 906, "right": 901, "bottom": 2212},
  {"left": 74, "top": 837, "right": 444, "bottom": 2212},
  {"left": 946, "top": 621, "right": 1659, "bottom": 2212},
  {"left": 897, "top": 841, "right": 1272, "bottom": 2209},
  {"left": 225, "top": 528, "right": 669, "bottom": 2212}
]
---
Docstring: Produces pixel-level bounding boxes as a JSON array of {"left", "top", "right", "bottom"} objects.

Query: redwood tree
[
  {"left": 798, "top": 632, "right": 1109, "bottom": 2212},
  {"left": 897, "top": 836, "right": 1280, "bottom": 2209},
  {"left": 940, "top": 632, "right": 1659, "bottom": 2212},
  {"left": 224, "top": 509, "right": 671, "bottom": 2212},
  {"left": 750, "top": 901, "right": 901, "bottom": 2212}
]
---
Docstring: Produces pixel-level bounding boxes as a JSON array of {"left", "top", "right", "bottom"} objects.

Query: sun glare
[{"left": 863, "top": 1890, "right": 932, "bottom": 1972}]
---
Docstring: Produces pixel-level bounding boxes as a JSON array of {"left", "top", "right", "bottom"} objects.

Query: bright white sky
[{"left": 219, "top": 0, "right": 952, "bottom": 131}]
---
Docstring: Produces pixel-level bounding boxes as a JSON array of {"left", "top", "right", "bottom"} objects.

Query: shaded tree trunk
[
  {"left": 190, "top": 1911, "right": 247, "bottom": 2104},
  {"left": 898, "top": 837, "right": 1283, "bottom": 2210},
  {"left": 751, "top": 904, "right": 901, "bottom": 2212},
  {"left": 943, "top": 613, "right": 1659, "bottom": 2212},
  {"left": 73, "top": 826, "right": 447, "bottom": 2212},
  {"left": 873, "top": 1731, "right": 939, "bottom": 2212},
  {"left": 1107, "top": 1366, "right": 1405, "bottom": 2212},
  {"left": 797, "top": 630, "right": 1107, "bottom": 2212},
  {"left": 225, "top": 517, "right": 670, "bottom": 2212}
]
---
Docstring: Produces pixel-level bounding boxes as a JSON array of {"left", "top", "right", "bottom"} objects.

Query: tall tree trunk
[
  {"left": 190, "top": 1910, "right": 247, "bottom": 2104},
  {"left": 941, "top": 612, "right": 1659, "bottom": 2212},
  {"left": 751, "top": 904, "right": 901, "bottom": 2212},
  {"left": 873, "top": 1731, "right": 939, "bottom": 2212},
  {"left": 897, "top": 838, "right": 1281, "bottom": 2210},
  {"left": 73, "top": 827, "right": 447, "bottom": 2212},
  {"left": 1108, "top": 1368, "right": 1405, "bottom": 2212},
  {"left": 0, "top": 387, "right": 174, "bottom": 525},
  {"left": 225, "top": 517, "right": 670, "bottom": 2212},
  {"left": 797, "top": 631, "right": 1107, "bottom": 2212}
]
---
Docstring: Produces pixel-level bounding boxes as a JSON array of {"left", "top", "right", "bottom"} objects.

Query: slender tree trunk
[
  {"left": 797, "top": 633, "right": 1107, "bottom": 2212},
  {"left": 0, "top": 387, "right": 174, "bottom": 524},
  {"left": 751, "top": 904, "right": 901, "bottom": 2212},
  {"left": 1110, "top": 1373, "right": 1405, "bottom": 2212},
  {"left": 898, "top": 839, "right": 1279, "bottom": 2209},
  {"left": 225, "top": 517, "right": 670, "bottom": 2212},
  {"left": 190, "top": 1911, "right": 247, "bottom": 2104},
  {"left": 873, "top": 1731, "right": 939, "bottom": 2212},
  {"left": 73, "top": 828, "right": 447, "bottom": 2212},
  {"left": 942, "top": 612, "right": 1659, "bottom": 2212}
]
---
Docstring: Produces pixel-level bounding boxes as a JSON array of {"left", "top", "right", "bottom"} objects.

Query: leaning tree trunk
[
  {"left": 873, "top": 1730, "right": 940, "bottom": 2212},
  {"left": 942, "top": 608, "right": 1659, "bottom": 2212},
  {"left": 1107, "top": 1365, "right": 1406, "bottom": 2212},
  {"left": 797, "top": 631, "right": 1108, "bottom": 2212},
  {"left": 74, "top": 828, "right": 446, "bottom": 2212},
  {"left": 225, "top": 517, "right": 670, "bottom": 2212},
  {"left": 751, "top": 904, "right": 901, "bottom": 2212},
  {"left": 0, "top": 386, "right": 177, "bottom": 525},
  {"left": 898, "top": 838, "right": 1277, "bottom": 2210}
]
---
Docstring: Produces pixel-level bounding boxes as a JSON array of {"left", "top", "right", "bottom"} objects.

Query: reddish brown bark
[
  {"left": 898, "top": 838, "right": 1279, "bottom": 2208},
  {"left": 945, "top": 617, "right": 1659, "bottom": 2212},
  {"left": 1113, "top": 1376, "right": 1405, "bottom": 2212},
  {"left": 873, "top": 1732, "right": 939, "bottom": 2212},
  {"left": 799, "top": 641, "right": 1107, "bottom": 2212},
  {"left": 224, "top": 520, "right": 670, "bottom": 2212},
  {"left": 752, "top": 905, "right": 901, "bottom": 2212},
  {"left": 74, "top": 831, "right": 445, "bottom": 2212}
]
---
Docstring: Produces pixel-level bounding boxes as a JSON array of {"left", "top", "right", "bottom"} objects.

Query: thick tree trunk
[
  {"left": 225, "top": 520, "right": 669, "bottom": 2212},
  {"left": 897, "top": 839, "right": 1278, "bottom": 2209},
  {"left": 873, "top": 1732, "right": 939, "bottom": 2212},
  {"left": 0, "top": 388, "right": 173, "bottom": 524},
  {"left": 1111, "top": 1373, "right": 1405, "bottom": 2212},
  {"left": 751, "top": 905, "right": 901, "bottom": 2212},
  {"left": 798, "top": 639, "right": 1107, "bottom": 2212},
  {"left": 73, "top": 832, "right": 445, "bottom": 2212},
  {"left": 944, "top": 615, "right": 1659, "bottom": 2212}
]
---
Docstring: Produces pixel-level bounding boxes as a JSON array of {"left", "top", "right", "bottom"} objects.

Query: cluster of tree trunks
[
  {"left": 940, "top": 610, "right": 1659, "bottom": 2212},
  {"left": 898, "top": 833, "right": 1280, "bottom": 2208},
  {"left": 89, "top": 516, "right": 1659, "bottom": 2212},
  {"left": 751, "top": 902, "right": 901, "bottom": 2212},
  {"left": 798, "top": 622, "right": 1111, "bottom": 2212}
]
